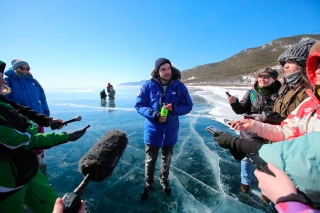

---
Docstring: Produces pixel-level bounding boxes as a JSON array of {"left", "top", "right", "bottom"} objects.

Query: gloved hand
[
  {"left": 68, "top": 129, "right": 87, "bottom": 141},
  {"left": 252, "top": 113, "right": 285, "bottom": 125},
  {"left": 252, "top": 113, "right": 267, "bottom": 122},
  {"left": 213, "top": 132, "right": 238, "bottom": 149},
  {"left": 49, "top": 119, "right": 64, "bottom": 130}
]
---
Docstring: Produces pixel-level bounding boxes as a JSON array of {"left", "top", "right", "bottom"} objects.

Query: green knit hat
[{"left": 0, "top": 60, "right": 6, "bottom": 74}]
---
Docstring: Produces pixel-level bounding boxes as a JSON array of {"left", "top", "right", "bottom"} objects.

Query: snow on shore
[{"left": 191, "top": 85, "right": 251, "bottom": 125}]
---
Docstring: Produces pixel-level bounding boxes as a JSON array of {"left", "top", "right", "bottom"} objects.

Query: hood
[
  {"left": 4, "top": 68, "right": 33, "bottom": 79},
  {"left": 306, "top": 41, "right": 320, "bottom": 86},
  {"left": 4, "top": 68, "right": 17, "bottom": 78},
  {"left": 150, "top": 65, "right": 181, "bottom": 81}
]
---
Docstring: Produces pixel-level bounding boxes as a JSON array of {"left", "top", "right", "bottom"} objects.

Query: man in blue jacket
[{"left": 135, "top": 58, "right": 193, "bottom": 201}]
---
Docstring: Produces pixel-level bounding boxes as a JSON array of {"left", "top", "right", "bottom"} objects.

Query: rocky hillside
[{"left": 181, "top": 34, "right": 320, "bottom": 86}]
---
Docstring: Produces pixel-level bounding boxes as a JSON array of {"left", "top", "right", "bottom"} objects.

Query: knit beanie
[
  {"left": 258, "top": 68, "right": 278, "bottom": 79},
  {"left": 278, "top": 38, "right": 317, "bottom": 67},
  {"left": 0, "top": 60, "right": 6, "bottom": 74},
  {"left": 155, "top": 58, "right": 171, "bottom": 73},
  {"left": 11, "top": 59, "right": 30, "bottom": 70}
]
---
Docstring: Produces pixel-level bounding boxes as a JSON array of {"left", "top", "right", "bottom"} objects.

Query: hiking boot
[
  {"left": 261, "top": 194, "right": 270, "bottom": 203},
  {"left": 140, "top": 186, "right": 152, "bottom": 201},
  {"left": 161, "top": 182, "right": 172, "bottom": 194},
  {"left": 240, "top": 184, "right": 249, "bottom": 193}
]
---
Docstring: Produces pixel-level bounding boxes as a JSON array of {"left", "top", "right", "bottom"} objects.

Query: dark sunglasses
[{"left": 19, "top": 66, "right": 30, "bottom": 71}]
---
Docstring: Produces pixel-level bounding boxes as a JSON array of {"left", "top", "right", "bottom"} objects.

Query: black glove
[
  {"left": 213, "top": 132, "right": 238, "bottom": 149},
  {"left": 252, "top": 113, "right": 267, "bottom": 122},
  {"left": 68, "top": 129, "right": 86, "bottom": 141},
  {"left": 252, "top": 113, "right": 285, "bottom": 125},
  {"left": 263, "top": 115, "right": 285, "bottom": 125},
  {"left": 49, "top": 119, "right": 64, "bottom": 130}
]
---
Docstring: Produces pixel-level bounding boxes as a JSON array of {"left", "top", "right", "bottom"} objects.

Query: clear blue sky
[{"left": 1, "top": 0, "right": 319, "bottom": 87}]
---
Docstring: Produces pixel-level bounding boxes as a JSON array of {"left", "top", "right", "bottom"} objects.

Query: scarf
[
  {"left": 256, "top": 82, "right": 278, "bottom": 97},
  {"left": 284, "top": 70, "right": 302, "bottom": 87}
]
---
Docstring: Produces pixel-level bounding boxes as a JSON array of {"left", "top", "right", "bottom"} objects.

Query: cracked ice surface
[{"left": 43, "top": 86, "right": 272, "bottom": 212}]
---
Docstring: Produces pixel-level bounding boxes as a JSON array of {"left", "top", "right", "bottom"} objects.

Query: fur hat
[
  {"left": 278, "top": 38, "right": 317, "bottom": 67},
  {"left": 309, "top": 40, "right": 320, "bottom": 55},
  {"left": 306, "top": 41, "right": 320, "bottom": 86},
  {"left": 0, "top": 60, "right": 6, "bottom": 74},
  {"left": 11, "top": 59, "right": 30, "bottom": 71},
  {"left": 258, "top": 68, "right": 278, "bottom": 79},
  {"left": 155, "top": 58, "right": 171, "bottom": 73}
]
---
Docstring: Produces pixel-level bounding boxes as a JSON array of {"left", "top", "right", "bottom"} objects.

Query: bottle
[{"left": 160, "top": 106, "right": 168, "bottom": 122}]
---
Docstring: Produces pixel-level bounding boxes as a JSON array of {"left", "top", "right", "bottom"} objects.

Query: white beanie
[{"left": 11, "top": 59, "right": 30, "bottom": 70}]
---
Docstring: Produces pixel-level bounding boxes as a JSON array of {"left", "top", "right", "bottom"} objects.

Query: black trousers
[{"left": 144, "top": 144, "right": 173, "bottom": 188}]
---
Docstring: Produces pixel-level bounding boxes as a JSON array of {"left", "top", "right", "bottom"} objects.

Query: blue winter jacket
[
  {"left": 259, "top": 131, "right": 320, "bottom": 207},
  {"left": 135, "top": 78, "right": 193, "bottom": 148},
  {"left": 4, "top": 68, "right": 50, "bottom": 115}
]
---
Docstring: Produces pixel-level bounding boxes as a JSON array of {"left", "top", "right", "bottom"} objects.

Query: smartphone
[
  {"left": 223, "top": 119, "right": 232, "bottom": 126},
  {"left": 205, "top": 126, "right": 222, "bottom": 137},
  {"left": 225, "top": 91, "right": 231, "bottom": 97},
  {"left": 246, "top": 153, "right": 275, "bottom": 176}
]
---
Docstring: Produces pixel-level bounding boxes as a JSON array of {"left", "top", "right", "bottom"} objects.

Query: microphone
[
  {"left": 62, "top": 129, "right": 128, "bottom": 213},
  {"left": 51, "top": 116, "right": 82, "bottom": 130}
]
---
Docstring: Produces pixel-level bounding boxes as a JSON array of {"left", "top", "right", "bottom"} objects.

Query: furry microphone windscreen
[{"left": 79, "top": 129, "right": 128, "bottom": 182}]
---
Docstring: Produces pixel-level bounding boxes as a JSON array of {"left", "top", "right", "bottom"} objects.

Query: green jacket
[
  {"left": 0, "top": 97, "right": 69, "bottom": 197},
  {"left": 259, "top": 131, "right": 320, "bottom": 207}
]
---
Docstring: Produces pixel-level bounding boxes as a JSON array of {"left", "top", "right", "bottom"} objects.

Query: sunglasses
[{"left": 19, "top": 66, "right": 30, "bottom": 71}]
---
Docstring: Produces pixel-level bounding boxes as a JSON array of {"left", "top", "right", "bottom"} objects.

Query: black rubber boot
[
  {"left": 140, "top": 186, "right": 152, "bottom": 201},
  {"left": 161, "top": 182, "right": 171, "bottom": 194}
]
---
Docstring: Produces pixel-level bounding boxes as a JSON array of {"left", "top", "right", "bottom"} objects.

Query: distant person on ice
[
  {"left": 100, "top": 89, "right": 107, "bottom": 100},
  {"left": 135, "top": 58, "right": 193, "bottom": 201},
  {"left": 107, "top": 83, "right": 111, "bottom": 93},
  {"left": 108, "top": 85, "right": 115, "bottom": 100}
]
